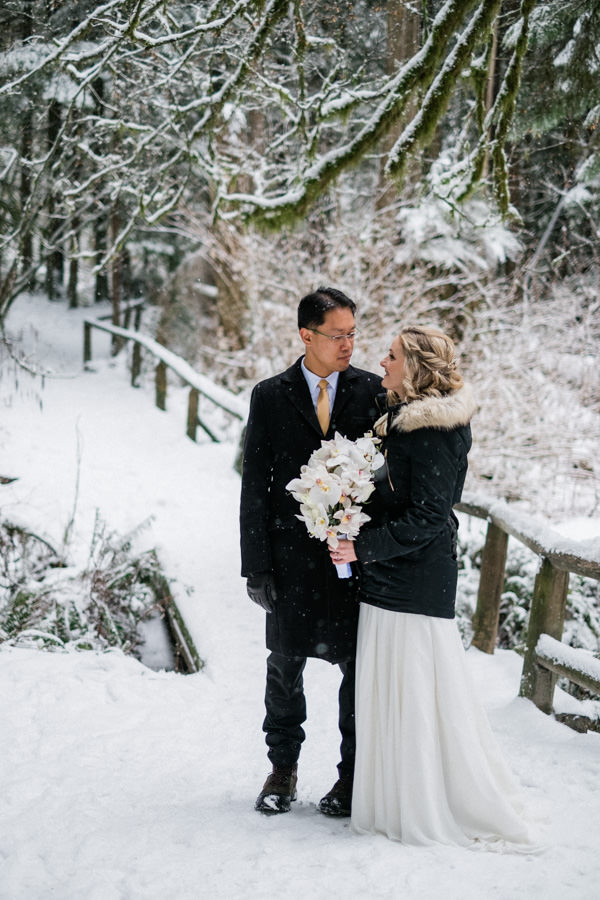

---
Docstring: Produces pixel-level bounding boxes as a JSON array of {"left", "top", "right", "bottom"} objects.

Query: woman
[{"left": 330, "top": 325, "right": 532, "bottom": 848}]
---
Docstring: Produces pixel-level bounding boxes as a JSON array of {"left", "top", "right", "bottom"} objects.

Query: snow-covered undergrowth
[{"left": 0, "top": 514, "right": 165, "bottom": 657}]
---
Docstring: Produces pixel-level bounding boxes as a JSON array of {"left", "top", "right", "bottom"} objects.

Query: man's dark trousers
[{"left": 263, "top": 652, "right": 356, "bottom": 778}]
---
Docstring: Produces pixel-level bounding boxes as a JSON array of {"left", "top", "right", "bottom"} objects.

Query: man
[{"left": 240, "top": 286, "right": 382, "bottom": 816}]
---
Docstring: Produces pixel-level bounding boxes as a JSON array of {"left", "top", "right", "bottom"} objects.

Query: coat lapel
[
  {"left": 280, "top": 358, "right": 323, "bottom": 436},
  {"left": 331, "top": 366, "right": 359, "bottom": 423}
]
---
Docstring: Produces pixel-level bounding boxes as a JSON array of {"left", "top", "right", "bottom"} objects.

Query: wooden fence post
[
  {"left": 131, "top": 341, "right": 142, "bottom": 387},
  {"left": 471, "top": 522, "right": 509, "bottom": 654},
  {"left": 155, "top": 361, "right": 167, "bottom": 410},
  {"left": 83, "top": 321, "right": 92, "bottom": 365},
  {"left": 187, "top": 388, "right": 199, "bottom": 441},
  {"left": 519, "top": 557, "right": 569, "bottom": 713}
]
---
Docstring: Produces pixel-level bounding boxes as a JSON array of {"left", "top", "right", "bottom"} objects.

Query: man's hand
[{"left": 246, "top": 573, "right": 278, "bottom": 613}]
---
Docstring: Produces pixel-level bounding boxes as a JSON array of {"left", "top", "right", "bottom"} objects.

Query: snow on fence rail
[
  {"left": 83, "top": 314, "right": 249, "bottom": 444},
  {"left": 536, "top": 634, "right": 600, "bottom": 698},
  {"left": 456, "top": 492, "right": 600, "bottom": 722}
]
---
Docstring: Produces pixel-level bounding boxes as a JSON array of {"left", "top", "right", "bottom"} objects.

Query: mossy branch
[
  {"left": 385, "top": 0, "right": 503, "bottom": 182},
  {"left": 458, "top": 0, "right": 538, "bottom": 211},
  {"left": 236, "top": 0, "right": 485, "bottom": 229},
  {"left": 294, "top": 0, "right": 308, "bottom": 141},
  {"left": 491, "top": 0, "right": 538, "bottom": 215}
]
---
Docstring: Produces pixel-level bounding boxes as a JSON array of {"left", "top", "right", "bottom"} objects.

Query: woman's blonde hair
[{"left": 388, "top": 325, "right": 463, "bottom": 405}]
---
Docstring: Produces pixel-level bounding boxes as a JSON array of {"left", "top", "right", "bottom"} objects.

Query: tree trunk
[
  {"left": 67, "top": 225, "right": 79, "bottom": 309},
  {"left": 93, "top": 76, "right": 110, "bottom": 303},
  {"left": 94, "top": 214, "right": 110, "bottom": 303},
  {"left": 45, "top": 98, "right": 63, "bottom": 300},
  {"left": 19, "top": 2, "right": 34, "bottom": 287},
  {"left": 111, "top": 207, "right": 122, "bottom": 328},
  {"left": 376, "top": 1, "right": 421, "bottom": 211},
  {"left": 209, "top": 224, "right": 249, "bottom": 351}
]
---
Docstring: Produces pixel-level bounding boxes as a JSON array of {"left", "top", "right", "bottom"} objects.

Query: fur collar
[{"left": 375, "top": 383, "right": 475, "bottom": 435}]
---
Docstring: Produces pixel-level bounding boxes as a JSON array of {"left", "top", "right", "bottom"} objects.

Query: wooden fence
[
  {"left": 83, "top": 306, "right": 249, "bottom": 672},
  {"left": 83, "top": 310, "right": 248, "bottom": 444},
  {"left": 457, "top": 493, "right": 600, "bottom": 725}
]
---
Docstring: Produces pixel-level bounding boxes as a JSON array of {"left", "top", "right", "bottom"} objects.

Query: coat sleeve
[
  {"left": 355, "top": 429, "right": 460, "bottom": 565},
  {"left": 239, "top": 383, "right": 274, "bottom": 576}
]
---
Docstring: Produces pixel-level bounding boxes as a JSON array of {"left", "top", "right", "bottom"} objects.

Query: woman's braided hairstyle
[{"left": 388, "top": 325, "right": 463, "bottom": 405}]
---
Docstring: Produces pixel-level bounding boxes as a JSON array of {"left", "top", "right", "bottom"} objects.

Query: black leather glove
[{"left": 246, "top": 573, "right": 278, "bottom": 613}]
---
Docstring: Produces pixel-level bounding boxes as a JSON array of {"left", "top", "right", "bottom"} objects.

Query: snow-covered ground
[{"left": 1, "top": 295, "right": 599, "bottom": 900}]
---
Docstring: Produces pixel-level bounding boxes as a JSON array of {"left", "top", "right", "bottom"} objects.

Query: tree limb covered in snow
[{"left": 0, "top": 0, "right": 541, "bottom": 313}]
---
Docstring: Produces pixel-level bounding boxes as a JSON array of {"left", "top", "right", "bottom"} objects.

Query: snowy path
[{"left": 1, "top": 298, "right": 600, "bottom": 899}]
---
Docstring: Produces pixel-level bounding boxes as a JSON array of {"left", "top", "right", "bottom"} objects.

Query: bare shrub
[{"left": 163, "top": 201, "right": 599, "bottom": 518}]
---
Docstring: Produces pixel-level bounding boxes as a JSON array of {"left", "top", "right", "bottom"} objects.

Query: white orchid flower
[
  {"left": 348, "top": 481, "right": 376, "bottom": 504},
  {"left": 308, "top": 472, "right": 343, "bottom": 508},
  {"left": 286, "top": 461, "right": 330, "bottom": 499},
  {"left": 326, "top": 528, "right": 341, "bottom": 549},
  {"left": 333, "top": 506, "right": 371, "bottom": 537},
  {"left": 298, "top": 502, "right": 330, "bottom": 541}
]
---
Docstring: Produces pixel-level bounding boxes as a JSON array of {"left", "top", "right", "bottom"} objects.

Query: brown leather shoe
[
  {"left": 255, "top": 765, "right": 298, "bottom": 814},
  {"left": 318, "top": 775, "right": 353, "bottom": 817}
]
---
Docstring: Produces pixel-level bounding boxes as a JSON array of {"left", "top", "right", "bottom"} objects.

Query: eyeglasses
[{"left": 308, "top": 328, "right": 357, "bottom": 343}]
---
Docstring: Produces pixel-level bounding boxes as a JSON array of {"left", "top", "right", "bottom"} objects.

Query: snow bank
[{"left": 2, "top": 296, "right": 600, "bottom": 899}]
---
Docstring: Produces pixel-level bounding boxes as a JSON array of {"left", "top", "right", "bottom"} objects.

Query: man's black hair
[{"left": 297, "top": 286, "right": 356, "bottom": 330}]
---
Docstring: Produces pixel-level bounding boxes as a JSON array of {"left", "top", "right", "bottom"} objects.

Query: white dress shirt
[{"left": 301, "top": 359, "right": 339, "bottom": 417}]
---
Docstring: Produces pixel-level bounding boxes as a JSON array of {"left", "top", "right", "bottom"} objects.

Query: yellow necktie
[{"left": 317, "top": 379, "right": 330, "bottom": 435}]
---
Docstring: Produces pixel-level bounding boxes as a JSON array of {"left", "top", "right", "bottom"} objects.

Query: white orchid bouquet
[{"left": 286, "top": 432, "right": 385, "bottom": 578}]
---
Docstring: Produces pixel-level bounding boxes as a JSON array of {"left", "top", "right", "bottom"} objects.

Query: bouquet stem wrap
[{"left": 335, "top": 535, "right": 352, "bottom": 579}]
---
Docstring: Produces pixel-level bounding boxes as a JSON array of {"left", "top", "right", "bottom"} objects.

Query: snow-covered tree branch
[{"left": 1, "top": 0, "right": 547, "bottom": 316}]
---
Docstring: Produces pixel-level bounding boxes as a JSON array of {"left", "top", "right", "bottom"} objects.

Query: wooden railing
[
  {"left": 83, "top": 314, "right": 248, "bottom": 444},
  {"left": 456, "top": 492, "right": 600, "bottom": 722},
  {"left": 82, "top": 308, "right": 251, "bottom": 672},
  {"left": 150, "top": 571, "right": 204, "bottom": 674},
  {"left": 94, "top": 298, "right": 146, "bottom": 329}
]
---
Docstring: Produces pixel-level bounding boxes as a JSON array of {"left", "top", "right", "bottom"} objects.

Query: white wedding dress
[{"left": 351, "top": 604, "right": 534, "bottom": 848}]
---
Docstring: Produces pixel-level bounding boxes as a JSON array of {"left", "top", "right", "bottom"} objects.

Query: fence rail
[
  {"left": 456, "top": 493, "right": 600, "bottom": 722},
  {"left": 83, "top": 315, "right": 248, "bottom": 443},
  {"left": 535, "top": 634, "right": 600, "bottom": 697}
]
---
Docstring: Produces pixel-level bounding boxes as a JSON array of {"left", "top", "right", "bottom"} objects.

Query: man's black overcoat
[{"left": 240, "top": 357, "right": 382, "bottom": 662}]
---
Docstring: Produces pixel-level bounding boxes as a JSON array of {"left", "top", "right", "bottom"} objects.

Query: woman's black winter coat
[{"left": 355, "top": 385, "right": 475, "bottom": 619}]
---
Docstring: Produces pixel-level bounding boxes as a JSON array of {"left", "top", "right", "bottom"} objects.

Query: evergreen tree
[{"left": 512, "top": 0, "right": 600, "bottom": 269}]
